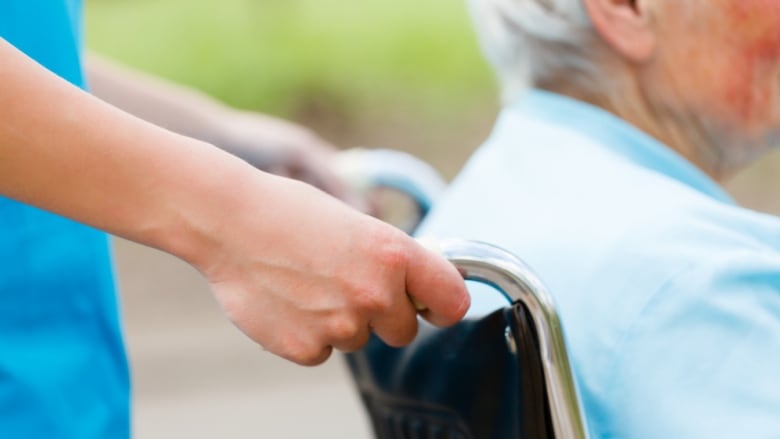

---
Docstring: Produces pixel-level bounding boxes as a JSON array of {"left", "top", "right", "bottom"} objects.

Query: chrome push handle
[{"left": 439, "top": 239, "right": 590, "bottom": 439}]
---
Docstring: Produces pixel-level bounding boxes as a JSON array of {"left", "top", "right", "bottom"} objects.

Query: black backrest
[{"left": 346, "top": 304, "right": 554, "bottom": 439}]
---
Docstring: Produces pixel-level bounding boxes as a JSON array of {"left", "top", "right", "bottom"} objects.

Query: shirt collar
[{"left": 504, "top": 89, "right": 734, "bottom": 205}]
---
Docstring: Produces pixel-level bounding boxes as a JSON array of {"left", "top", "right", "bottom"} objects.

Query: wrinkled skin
[{"left": 640, "top": 0, "right": 780, "bottom": 172}]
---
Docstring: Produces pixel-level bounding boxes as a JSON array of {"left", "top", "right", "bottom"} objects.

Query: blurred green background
[{"left": 86, "top": 0, "right": 499, "bottom": 177}]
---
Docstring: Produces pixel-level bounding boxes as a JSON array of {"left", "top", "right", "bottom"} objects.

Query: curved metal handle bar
[
  {"left": 332, "top": 148, "right": 447, "bottom": 229},
  {"left": 439, "top": 239, "right": 589, "bottom": 439}
]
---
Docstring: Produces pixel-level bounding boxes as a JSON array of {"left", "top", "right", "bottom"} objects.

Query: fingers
[
  {"left": 278, "top": 343, "right": 334, "bottom": 367},
  {"left": 355, "top": 230, "right": 468, "bottom": 349},
  {"left": 368, "top": 295, "right": 420, "bottom": 348},
  {"left": 350, "top": 231, "right": 467, "bottom": 347},
  {"left": 327, "top": 316, "right": 372, "bottom": 353},
  {"left": 404, "top": 239, "right": 470, "bottom": 327}
]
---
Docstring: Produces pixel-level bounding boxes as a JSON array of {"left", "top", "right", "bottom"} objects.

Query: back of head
[{"left": 468, "top": 0, "right": 597, "bottom": 102}]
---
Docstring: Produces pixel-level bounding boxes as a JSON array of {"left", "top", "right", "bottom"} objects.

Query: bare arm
[
  {"left": 0, "top": 39, "right": 469, "bottom": 365},
  {"left": 85, "top": 53, "right": 359, "bottom": 205}
]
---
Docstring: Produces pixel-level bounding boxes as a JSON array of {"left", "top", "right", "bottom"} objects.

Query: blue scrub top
[
  {"left": 418, "top": 90, "right": 780, "bottom": 438},
  {"left": 0, "top": 1, "right": 130, "bottom": 437}
]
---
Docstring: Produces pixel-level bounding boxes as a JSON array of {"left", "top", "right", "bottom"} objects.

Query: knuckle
[
  {"left": 289, "top": 345, "right": 331, "bottom": 367},
  {"left": 369, "top": 227, "right": 410, "bottom": 270},
  {"left": 356, "top": 286, "right": 393, "bottom": 313},
  {"left": 335, "top": 327, "right": 371, "bottom": 353},
  {"left": 380, "top": 316, "right": 419, "bottom": 348},
  {"left": 396, "top": 329, "right": 417, "bottom": 347},
  {"left": 350, "top": 329, "right": 371, "bottom": 352},
  {"left": 326, "top": 315, "right": 362, "bottom": 342},
  {"left": 396, "top": 316, "right": 420, "bottom": 346},
  {"left": 276, "top": 334, "right": 330, "bottom": 366},
  {"left": 379, "top": 240, "right": 410, "bottom": 271}
]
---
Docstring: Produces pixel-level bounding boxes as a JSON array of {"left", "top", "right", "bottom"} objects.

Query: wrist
[{"left": 142, "top": 137, "right": 267, "bottom": 273}]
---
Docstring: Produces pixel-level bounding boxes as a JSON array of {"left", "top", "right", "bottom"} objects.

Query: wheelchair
[{"left": 335, "top": 149, "right": 589, "bottom": 439}]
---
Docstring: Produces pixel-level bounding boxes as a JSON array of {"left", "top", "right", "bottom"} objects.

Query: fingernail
[{"left": 409, "top": 295, "right": 428, "bottom": 311}]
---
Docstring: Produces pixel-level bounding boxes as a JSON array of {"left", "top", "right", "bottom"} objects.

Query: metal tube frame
[{"left": 439, "top": 239, "right": 589, "bottom": 439}]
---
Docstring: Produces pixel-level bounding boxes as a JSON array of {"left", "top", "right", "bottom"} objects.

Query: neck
[{"left": 542, "top": 66, "right": 753, "bottom": 183}]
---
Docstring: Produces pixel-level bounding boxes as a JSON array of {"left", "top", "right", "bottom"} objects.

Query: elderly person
[{"left": 418, "top": 0, "right": 780, "bottom": 437}]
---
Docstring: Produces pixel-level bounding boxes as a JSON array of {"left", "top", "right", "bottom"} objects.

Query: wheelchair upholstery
[{"left": 346, "top": 305, "right": 552, "bottom": 439}]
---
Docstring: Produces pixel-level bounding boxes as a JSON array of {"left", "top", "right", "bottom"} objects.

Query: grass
[{"left": 85, "top": 0, "right": 497, "bottom": 121}]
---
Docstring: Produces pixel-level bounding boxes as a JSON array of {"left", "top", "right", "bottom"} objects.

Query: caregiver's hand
[{"left": 201, "top": 174, "right": 470, "bottom": 365}]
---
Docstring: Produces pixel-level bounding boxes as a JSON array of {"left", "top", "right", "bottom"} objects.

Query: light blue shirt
[
  {"left": 0, "top": 2, "right": 130, "bottom": 437},
  {"left": 418, "top": 90, "right": 780, "bottom": 438}
]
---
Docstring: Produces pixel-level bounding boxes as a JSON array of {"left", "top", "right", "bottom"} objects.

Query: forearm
[
  {"left": 0, "top": 39, "right": 255, "bottom": 266},
  {"left": 85, "top": 53, "right": 335, "bottom": 177},
  {"left": 85, "top": 53, "right": 235, "bottom": 148}
]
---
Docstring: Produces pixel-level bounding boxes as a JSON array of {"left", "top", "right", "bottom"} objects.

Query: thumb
[{"left": 404, "top": 237, "right": 470, "bottom": 327}]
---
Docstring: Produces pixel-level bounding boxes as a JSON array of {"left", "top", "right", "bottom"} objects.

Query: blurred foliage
[{"left": 85, "top": 0, "right": 497, "bottom": 123}]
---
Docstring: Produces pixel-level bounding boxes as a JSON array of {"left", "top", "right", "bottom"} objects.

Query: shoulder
[
  {"left": 421, "top": 101, "right": 780, "bottom": 438},
  {"left": 595, "top": 247, "right": 780, "bottom": 438}
]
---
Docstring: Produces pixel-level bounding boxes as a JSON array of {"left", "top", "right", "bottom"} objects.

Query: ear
[{"left": 583, "top": 0, "right": 656, "bottom": 63}]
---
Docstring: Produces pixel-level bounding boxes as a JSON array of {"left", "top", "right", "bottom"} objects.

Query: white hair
[{"left": 468, "top": 0, "right": 602, "bottom": 101}]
